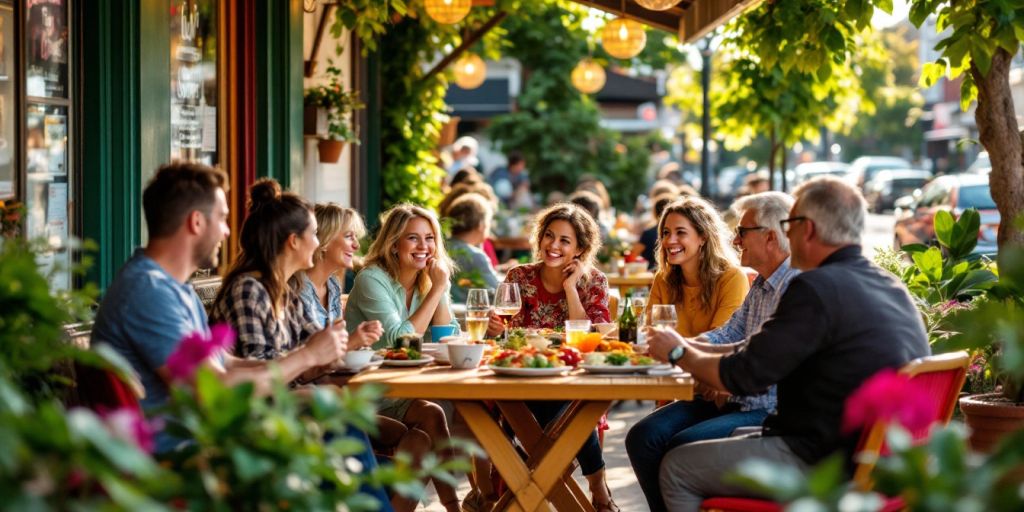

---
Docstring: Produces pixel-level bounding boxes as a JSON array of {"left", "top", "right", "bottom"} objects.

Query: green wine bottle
[{"left": 618, "top": 296, "right": 637, "bottom": 343}]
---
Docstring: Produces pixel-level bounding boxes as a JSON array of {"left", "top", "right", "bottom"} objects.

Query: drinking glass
[
  {"left": 493, "top": 283, "right": 522, "bottom": 343},
  {"left": 465, "top": 288, "right": 491, "bottom": 342},
  {"left": 650, "top": 304, "right": 677, "bottom": 330},
  {"left": 565, "top": 319, "right": 592, "bottom": 348}
]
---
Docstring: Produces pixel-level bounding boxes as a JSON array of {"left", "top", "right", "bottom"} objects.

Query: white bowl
[
  {"left": 344, "top": 349, "right": 375, "bottom": 370},
  {"left": 447, "top": 343, "right": 485, "bottom": 369}
]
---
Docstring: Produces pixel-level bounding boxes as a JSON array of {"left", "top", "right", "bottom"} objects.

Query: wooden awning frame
[{"left": 571, "top": 0, "right": 761, "bottom": 43}]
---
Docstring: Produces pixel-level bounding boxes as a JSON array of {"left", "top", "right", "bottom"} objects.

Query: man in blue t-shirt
[{"left": 91, "top": 162, "right": 348, "bottom": 452}]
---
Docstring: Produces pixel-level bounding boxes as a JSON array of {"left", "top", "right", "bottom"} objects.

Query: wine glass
[
  {"left": 465, "top": 289, "right": 491, "bottom": 342},
  {"left": 650, "top": 304, "right": 677, "bottom": 330},
  {"left": 493, "top": 283, "right": 522, "bottom": 343}
]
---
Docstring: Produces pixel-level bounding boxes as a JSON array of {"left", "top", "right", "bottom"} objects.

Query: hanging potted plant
[{"left": 303, "top": 63, "right": 363, "bottom": 163}]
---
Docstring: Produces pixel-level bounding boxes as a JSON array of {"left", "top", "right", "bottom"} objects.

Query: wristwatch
[{"left": 667, "top": 344, "right": 686, "bottom": 366}]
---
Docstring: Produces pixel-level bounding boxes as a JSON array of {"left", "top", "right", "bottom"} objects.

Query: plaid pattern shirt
[
  {"left": 210, "top": 275, "right": 321, "bottom": 360},
  {"left": 703, "top": 258, "right": 800, "bottom": 412}
]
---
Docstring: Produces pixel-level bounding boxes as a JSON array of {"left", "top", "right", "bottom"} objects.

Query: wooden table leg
[
  {"left": 497, "top": 402, "right": 591, "bottom": 512},
  {"left": 454, "top": 401, "right": 551, "bottom": 512},
  {"left": 526, "top": 401, "right": 611, "bottom": 507}
]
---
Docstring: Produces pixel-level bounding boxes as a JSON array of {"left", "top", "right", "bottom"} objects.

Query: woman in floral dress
[{"left": 488, "top": 202, "right": 618, "bottom": 511}]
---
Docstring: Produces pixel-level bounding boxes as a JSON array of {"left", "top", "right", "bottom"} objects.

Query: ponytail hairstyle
[{"left": 217, "top": 178, "right": 314, "bottom": 315}]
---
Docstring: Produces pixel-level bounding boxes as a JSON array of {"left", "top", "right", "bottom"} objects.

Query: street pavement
[{"left": 421, "top": 213, "right": 897, "bottom": 511}]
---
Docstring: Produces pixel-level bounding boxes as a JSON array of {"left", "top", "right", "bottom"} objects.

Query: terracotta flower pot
[
  {"left": 317, "top": 139, "right": 346, "bottom": 163},
  {"left": 959, "top": 393, "right": 1024, "bottom": 453}
]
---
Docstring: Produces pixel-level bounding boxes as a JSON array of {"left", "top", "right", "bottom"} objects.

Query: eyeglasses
[
  {"left": 734, "top": 226, "right": 767, "bottom": 239},
  {"left": 779, "top": 216, "right": 810, "bottom": 234}
]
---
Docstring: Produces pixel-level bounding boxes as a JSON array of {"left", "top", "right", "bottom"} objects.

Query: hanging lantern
[
  {"left": 424, "top": 0, "right": 471, "bottom": 24},
  {"left": 454, "top": 53, "right": 486, "bottom": 89},
  {"left": 571, "top": 59, "right": 606, "bottom": 94},
  {"left": 635, "top": 0, "right": 682, "bottom": 11},
  {"left": 601, "top": 18, "right": 646, "bottom": 60}
]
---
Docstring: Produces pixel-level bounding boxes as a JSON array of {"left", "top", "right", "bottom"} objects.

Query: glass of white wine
[
  {"left": 465, "top": 288, "right": 491, "bottom": 342},
  {"left": 650, "top": 304, "right": 677, "bottom": 330},
  {"left": 494, "top": 282, "right": 522, "bottom": 343}
]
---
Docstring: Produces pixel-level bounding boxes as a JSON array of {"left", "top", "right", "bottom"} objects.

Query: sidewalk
[{"left": 421, "top": 400, "right": 654, "bottom": 511}]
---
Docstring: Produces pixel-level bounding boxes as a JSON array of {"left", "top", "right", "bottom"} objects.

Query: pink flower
[
  {"left": 841, "top": 369, "right": 938, "bottom": 434},
  {"left": 100, "top": 407, "right": 161, "bottom": 454},
  {"left": 165, "top": 324, "right": 235, "bottom": 382}
]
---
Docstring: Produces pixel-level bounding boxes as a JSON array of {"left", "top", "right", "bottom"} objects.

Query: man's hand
[
  {"left": 349, "top": 320, "right": 383, "bottom": 350},
  {"left": 644, "top": 325, "right": 686, "bottom": 363},
  {"left": 306, "top": 320, "right": 348, "bottom": 366}
]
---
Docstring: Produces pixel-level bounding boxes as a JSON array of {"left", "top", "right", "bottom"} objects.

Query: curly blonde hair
[
  {"left": 363, "top": 204, "right": 454, "bottom": 296},
  {"left": 654, "top": 196, "right": 738, "bottom": 311}
]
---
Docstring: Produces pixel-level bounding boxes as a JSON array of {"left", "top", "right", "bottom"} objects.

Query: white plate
[
  {"left": 580, "top": 363, "right": 662, "bottom": 374},
  {"left": 380, "top": 355, "right": 435, "bottom": 367},
  {"left": 487, "top": 365, "right": 571, "bottom": 377}
]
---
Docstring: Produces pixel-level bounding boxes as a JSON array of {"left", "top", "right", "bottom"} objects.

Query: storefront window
[
  {"left": 0, "top": 2, "right": 14, "bottom": 198},
  {"left": 24, "top": 0, "right": 71, "bottom": 290},
  {"left": 170, "top": 0, "right": 218, "bottom": 164}
]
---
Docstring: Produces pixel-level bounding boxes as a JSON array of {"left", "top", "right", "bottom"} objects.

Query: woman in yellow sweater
[{"left": 647, "top": 196, "right": 748, "bottom": 337}]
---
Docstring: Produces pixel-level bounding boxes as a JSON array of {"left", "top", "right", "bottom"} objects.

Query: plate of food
[
  {"left": 486, "top": 346, "right": 579, "bottom": 377},
  {"left": 378, "top": 347, "right": 434, "bottom": 367},
  {"left": 580, "top": 350, "right": 661, "bottom": 374}
]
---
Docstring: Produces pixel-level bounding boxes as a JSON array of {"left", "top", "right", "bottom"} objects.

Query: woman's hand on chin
[{"left": 562, "top": 260, "right": 585, "bottom": 291}]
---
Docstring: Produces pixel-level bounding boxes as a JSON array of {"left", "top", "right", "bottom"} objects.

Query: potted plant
[
  {"left": 304, "top": 62, "right": 363, "bottom": 163},
  {"left": 939, "top": 240, "right": 1024, "bottom": 452}
]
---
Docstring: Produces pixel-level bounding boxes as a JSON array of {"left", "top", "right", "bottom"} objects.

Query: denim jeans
[
  {"left": 327, "top": 427, "right": 394, "bottom": 512},
  {"left": 625, "top": 399, "right": 769, "bottom": 512},
  {"left": 527, "top": 401, "right": 605, "bottom": 476}
]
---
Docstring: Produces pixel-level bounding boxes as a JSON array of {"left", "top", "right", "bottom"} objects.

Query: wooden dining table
[
  {"left": 605, "top": 272, "right": 655, "bottom": 298},
  {"left": 348, "top": 365, "right": 693, "bottom": 512}
]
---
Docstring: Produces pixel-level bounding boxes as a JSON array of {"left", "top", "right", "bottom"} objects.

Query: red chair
[
  {"left": 700, "top": 351, "right": 970, "bottom": 512},
  {"left": 72, "top": 361, "right": 144, "bottom": 412}
]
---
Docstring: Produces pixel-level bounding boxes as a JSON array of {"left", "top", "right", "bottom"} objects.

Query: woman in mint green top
[{"left": 344, "top": 203, "right": 460, "bottom": 349}]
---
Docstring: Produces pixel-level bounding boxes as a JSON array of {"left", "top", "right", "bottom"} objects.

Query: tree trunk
[
  {"left": 768, "top": 128, "right": 777, "bottom": 191},
  {"left": 971, "top": 48, "right": 1024, "bottom": 265},
  {"left": 780, "top": 146, "right": 788, "bottom": 193}
]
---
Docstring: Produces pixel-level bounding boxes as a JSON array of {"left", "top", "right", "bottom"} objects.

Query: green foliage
[
  {"left": 161, "top": 369, "right": 456, "bottom": 510},
  {"left": 0, "top": 238, "right": 99, "bottom": 400},
  {"left": 708, "top": 0, "right": 878, "bottom": 163},
  {"left": 485, "top": 1, "right": 654, "bottom": 211},
  {"left": 304, "top": 63, "right": 364, "bottom": 143},
  {"left": 908, "top": 0, "right": 1024, "bottom": 111},
  {"left": 876, "top": 209, "right": 997, "bottom": 345},
  {"left": 937, "top": 243, "right": 1024, "bottom": 402},
  {"left": 733, "top": 424, "right": 1024, "bottom": 511}
]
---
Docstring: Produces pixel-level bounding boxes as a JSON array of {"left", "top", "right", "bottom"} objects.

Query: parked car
[
  {"left": 864, "top": 169, "right": 932, "bottom": 213},
  {"left": 714, "top": 166, "right": 750, "bottom": 201},
  {"left": 893, "top": 173, "right": 999, "bottom": 256},
  {"left": 966, "top": 151, "right": 990, "bottom": 173},
  {"left": 847, "top": 156, "right": 912, "bottom": 191},
  {"left": 794, "top": 161, "right": 851, "bottom": 184}
]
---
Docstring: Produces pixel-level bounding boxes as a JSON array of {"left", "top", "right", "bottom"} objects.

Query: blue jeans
[
  {"left": 527, "top": 401, "right": 605, "bottom": 476},
  {"left": 328, "top": 427, "right": 394, "bottom": 512},
  {"left": 625, "top": 399, "right": 768, "bottom": 512}
]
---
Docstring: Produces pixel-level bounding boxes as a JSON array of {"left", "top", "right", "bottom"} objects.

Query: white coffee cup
[
  {"left": 344, "top": 349, "right": 375, "bottom": 370},
  {"left": 447, "top": 343, "right": 485, "bottom": 369}
]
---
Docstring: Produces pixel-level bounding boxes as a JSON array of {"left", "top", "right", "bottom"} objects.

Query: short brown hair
[
  {"left": 447, "top": 193, "right": 493, "bottom": 236},
  {"left": 143, "top": 161, "right": 228, "bottom": 238}
]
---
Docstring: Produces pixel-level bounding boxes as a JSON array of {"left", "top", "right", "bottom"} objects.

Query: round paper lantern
[
  {"left": 571, "top": 59, "right": 606, "bottom": 94},
  {"left": 424, "top": 0, "right": 471, "bottom": 24},
  {"left": 601, "top": 18, "right": 646, "bottom": 60},
  {"left": 454, "top": 53, "right": 486, "bottom": 89},
  {"left": 635, "top": 0, "right": 681, "bottom": 11}
]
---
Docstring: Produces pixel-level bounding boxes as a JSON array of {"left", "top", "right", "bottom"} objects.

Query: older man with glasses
[
  {"left": 645, "top": 176, "right": 929, "bottom": 511},
  {"left": 625, "top": 191, "right": 800, "bottom": 512}
]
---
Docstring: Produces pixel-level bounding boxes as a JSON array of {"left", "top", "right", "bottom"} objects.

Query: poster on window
[{"left": 25, "top": 0, "right": 68, "bottom": 98}]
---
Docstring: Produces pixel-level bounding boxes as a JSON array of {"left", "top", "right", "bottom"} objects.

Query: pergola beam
[
  {"left": 679, "top": 0, "right": 761, "bottom": 43},
  {"left": 423, "top": 11, "right": 508, "bottom": 83}
]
